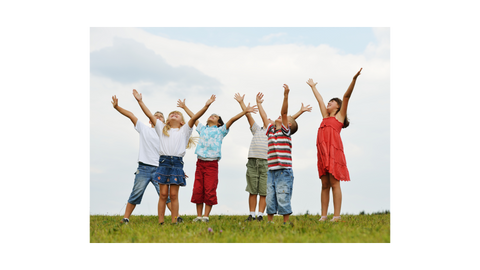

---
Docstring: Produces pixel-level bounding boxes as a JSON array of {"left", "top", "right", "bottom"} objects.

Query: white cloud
[{"left": 91, "top": 28, "right": 390, "bottom": 216}]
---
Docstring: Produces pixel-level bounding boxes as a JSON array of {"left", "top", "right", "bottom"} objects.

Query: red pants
[{"left": 191, "top": 159, "right": 219, "bottom": 205}]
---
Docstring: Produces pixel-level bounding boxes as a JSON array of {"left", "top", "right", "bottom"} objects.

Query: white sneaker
[
  {"left": 330, "top": 216, "right": 341, "bottom": 222},
  {"left": 192, "top": 217, "right": 203, "bottom": 222},
  {"left": 202, "top": 217, "right": 209, "bottom": 222}
]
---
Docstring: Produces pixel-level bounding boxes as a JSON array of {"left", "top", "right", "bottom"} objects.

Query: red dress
[{"left": 316, "top": 117, "right": 350, "bottom": 181}]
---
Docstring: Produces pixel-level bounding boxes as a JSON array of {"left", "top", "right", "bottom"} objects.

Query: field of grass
[{"left": 90, "top": 212, "right": 389, "bottom": 243}]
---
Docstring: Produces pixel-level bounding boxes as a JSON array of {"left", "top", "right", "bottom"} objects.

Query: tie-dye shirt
[{"left": 195, "top": 123, "right": 229, "bottom": 160}]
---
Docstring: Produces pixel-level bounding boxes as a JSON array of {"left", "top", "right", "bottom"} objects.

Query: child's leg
[
  {"left": 283, "top": 214, "right": 290, "bottom": 223},
  {"left": 329, "top": 173, "right": 342, "bottom": 217},
  {"left": 158, "top": 184, "right": 169, "bottom": 223},
  {"left": 204, "top": 204, "right": 213, "bottom": 217},
  {"left": 249, "top": 194, "right": 257, "bottom": 213},
  {"left": 196, "top": 203, "right": 204, "bottom": 217},
  {"left": 259, "top": 195, "right": 266, "bottom": 213},
  {"left": 169, "top": 185, "right": 180, "bottom": 223},
  {"left": 320, "top": 175, "right": 331, "bottom": 217}
]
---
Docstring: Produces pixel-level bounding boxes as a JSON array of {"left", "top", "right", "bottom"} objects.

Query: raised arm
[
  {"left": 234, "top": 93, "right": 255, "bottom": 128},
  {"left": 133, "top": 89, "right": 157, "bottom": 127},
  {"left": 112, "top": 95, "right": 138, "bottom": 126},
  {"left": 281, "top": 84, "right": 289, "bottom": 128},
  {"left": 306, "top": 78, "right": 328, "bottom": 118},
  {"left": 291, "top": 103, "right": 312, "bottom": 120},
  {"left": 177, "top": 98, "right": 198, "bottom": 126},
  {"left": 256, "top": 92, "right": 269, "bottom": 128},
  {"left": 337, "top": 68, "right": 362, "bottom": 123},
  {"left": 225, "top": 102, "right": 258, "bottom": 130},
  {"left": 186, "top": 95, "right": 216, "bottom": 128}
]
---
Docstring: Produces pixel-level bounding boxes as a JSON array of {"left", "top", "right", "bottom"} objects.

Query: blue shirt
[{"left": 195, "top": 123, "right": 229, "bottom": 160}]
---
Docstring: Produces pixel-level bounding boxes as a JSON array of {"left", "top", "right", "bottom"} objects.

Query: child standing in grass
[
  {"left": 234, "top": 92, "right": 311, "bottom": 222},
  {"left": 111, "top": 93, "right": 173, "bottom": 224},
  {"left": 177, "top": 97, "right": 258, "bottom": 222},
  {"left": 306, "top": 68, "right": 362, "bottom": 222},
  {"left": 257, "top": 85, "right": 300, "bottom": 225},
  {"left": 134, "top": 89, "right": 213, "bottom": 225}
]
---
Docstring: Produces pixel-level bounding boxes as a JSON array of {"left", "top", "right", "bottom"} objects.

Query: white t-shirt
[
  {"left": 154, "top": 119, "right": 193, "bottom": 157},
  {"left": 135, "top": 121, "right": 161, "bottom": 166}
]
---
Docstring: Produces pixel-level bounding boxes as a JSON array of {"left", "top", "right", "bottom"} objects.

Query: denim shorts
[
  {"left": 154, "top": 156, "right": 187, "bottom": 186},
  {"left": 128, "top": 162, "right": 171, "bottom": 205},
  {"left": 266, "top": 168, "right": 294, "bottom": 215}
]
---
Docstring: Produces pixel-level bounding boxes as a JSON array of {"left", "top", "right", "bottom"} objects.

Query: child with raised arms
[
  {"left": 233, "top": 93, "right": 311, "bottom": 222},
  {"left": 177, "top": 97, "right": 258, "bottom": 222},
  {"left": 134, "top": 89, "right": 214, "bottom": 225},
  {"left": 306, "top": 68, "right": 362, "bottom": 222}
]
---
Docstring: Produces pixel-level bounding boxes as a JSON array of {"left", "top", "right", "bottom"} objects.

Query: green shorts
[{"left": 245, "top": 158, "right": 268, "bottom": 196}]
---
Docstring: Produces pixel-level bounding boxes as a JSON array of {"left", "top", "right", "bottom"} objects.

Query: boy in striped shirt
[{"left": 257, "top": 84, "right": 299, "bottom": 225}]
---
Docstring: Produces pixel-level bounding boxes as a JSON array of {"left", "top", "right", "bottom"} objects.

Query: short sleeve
[
  {"left": 220, "top": 124, "right": 229, "bottom": 137},
  {"left": 250, "top": 122, "right": 260, "bottom": 135},
  {"left": 154, "top": 119, "right": 166, "bottom": 137},
  {"left": 196, "top": 122, "right": 205, "bottom": 135}
]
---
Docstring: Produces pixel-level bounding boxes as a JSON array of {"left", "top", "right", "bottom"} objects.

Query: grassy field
[{"left": 90, "top": 212, "right": 389, "bottom": 243}]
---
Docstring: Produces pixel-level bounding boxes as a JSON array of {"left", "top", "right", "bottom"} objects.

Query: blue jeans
[
  {"left": 266, "top": 168, "right": 294, "bottom": 215},
  {"left": 128, "top": 162, "right": 171, "bottom": 205}
]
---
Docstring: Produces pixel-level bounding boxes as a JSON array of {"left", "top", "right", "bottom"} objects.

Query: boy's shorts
[
  {"left": 128, "top": 162, "right": 171, "bottom": 205},
  {"left": 266, "top": 168, "right": 294, "bottom": 215},
  {"left": 191, "top": 159, "right": 219, "bottom": 205},
  {"left": 245, "top": 158, "right": 268, "bottom": 196}
]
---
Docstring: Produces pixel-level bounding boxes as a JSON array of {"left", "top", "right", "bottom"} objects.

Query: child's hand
[
  {"left": 177, "top": 99, "right": 186, "bottom": 109},
  {"left": 256, "top": 92, "right": 264, "bottom": 104},
  {"left": 111, "top": 95, "right": 118, "bottom": 108},
  {"left": 301, "top": 103, "right": 312, "bottom": 113},
  {"left": 306, "top": 78, "right": 317, "bottom": 88},
  {"left": 133, "top": 89, "right": 142, "bottom": 102},
  {"left": 283, "top": 84, "right": 290, "bottom": 95},
  {"left": 245, "top": 103, "right": 258, "bottom": 114},
  {"left": 234, "top": 93, "right": 244, "bottom": 103},
  {"left": 206, "top": 94, "right": 216, "bottom": 106},
  {"left": 353, "top": 68, "right": 362, "bottom": 80}
]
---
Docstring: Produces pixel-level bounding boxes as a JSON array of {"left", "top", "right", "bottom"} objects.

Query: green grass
[{"left": 90, "top": 212, "right": 389, "bottom": 243}]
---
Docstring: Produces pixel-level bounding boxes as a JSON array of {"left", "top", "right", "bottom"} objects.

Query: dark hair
[
  {"left": 207, "top": 114, "right": 224, "bottom": 127},
  {"left": 288, "top": 116, "right": 298, "bottom": 135},
  {"left": 330, "top": 97, "right": 349, "bottom": 128}
]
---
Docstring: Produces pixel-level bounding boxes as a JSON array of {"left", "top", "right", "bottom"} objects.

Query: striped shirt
[
  {"left": 266, "top": 123, "right": 292, "bottom": 170},
  {"left": 248, "top": 122, "right": 268, "bottom": 160}
]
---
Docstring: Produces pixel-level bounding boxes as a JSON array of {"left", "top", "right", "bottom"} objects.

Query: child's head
[
  {"left": 272, "top": 115, "right": 298, "bottom": 135},
  {"left": 163, "top": 110, "right": 186, "bottom": 137},
  {"left": 166, "top": 110, "right": 186, "bottom": 126},
  {"left": 149, "top": 111, "right": 165, "bottom": 127},
  {"left": 206, "top": 113, "right": 224, "bottom": 127},
  {"left": 328, "top": 97, "right": 350, "bottom": 128}
]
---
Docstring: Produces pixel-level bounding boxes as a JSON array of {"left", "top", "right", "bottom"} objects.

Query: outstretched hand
[
  {"left": 245, "top": 103, "right": 258, "bottom": 114},
  {"left": 353, "top": 68, "right": 362, "bottom": 79},
  {"left": 111, "top": 95, "right": 118, "bottom": 108},
  {"left": 234, "top": 93, "right": 244, "bottom": 103},
  {"left": 256, "top": 92, "right": 264, "bottom": 104},
  {"left": 205, "top": 94, "right": 216, "bottom": 106},
  {"left": 177, "top": 99, "right": 186, "bottom": 109},
  {"left": 306, "top": 78, "right": 317, "bottom": 88},
  {"left": 132, "top": 89, "right": 142, "bottom": 102},
  {"left": 283, "top": 84, "right": 290, "bottom": 95},
  {"left": 300, "top": 103, "right": 312, "bottom": 113}
]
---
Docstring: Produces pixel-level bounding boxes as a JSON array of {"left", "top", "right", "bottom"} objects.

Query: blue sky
[
  {"left": 90, "top": 27, "right": 390, "bottom": 219},
  {"left": 140, "top": 27, "right": 375, "bottom": 54}
]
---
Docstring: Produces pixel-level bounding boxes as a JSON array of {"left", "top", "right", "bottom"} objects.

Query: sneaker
[
  {"left": 245, "top": 215, "right": 255, "bottom": 221},
  {"left": 330, "top": 216, "right": 341, "bottom": 222},
  {"left": 192, "top": 217, "right": 203, "bottom": 222},
  {"left": 256, "top": 216, "right": 263, "bottom": 222},
  {"left": 121, "top": 218, "right": 129, "bottom": 224},
  {"left": 318, "top": 216, "right": 328, "bottom": 222},
  {"left": 177, "top": 216, "right": 184, "bottom": 223},
  {"left": 202, "top": 217, "right": 209, "bottom": 223}
]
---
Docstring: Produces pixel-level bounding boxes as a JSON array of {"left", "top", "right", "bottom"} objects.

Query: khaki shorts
[{"left": 245, "top": 158, "right": 268, "bottom": 196}]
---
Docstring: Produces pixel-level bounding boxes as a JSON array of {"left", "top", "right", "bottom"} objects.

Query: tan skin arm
[
  {"left": 133, "top": 89, "right": 159, "bottom": 127},
  {"left": 233, "top": 93, "right": 255, "bottom": 128},
  {"left": 111, "top": 95, "right": 138, "bottom": 126},
  {"left": 256, "top": 92, "right": 270, "bottom": 129},
  {"left": 336, "top": 68, "right": 362, "bottom": 123},
  {"left": 225, "top": 102, "right": 258, "bottom": 130},
  {"left": 291, "top": 103, "right": 312, "bottom": 120},
  {"left": 281, "top": 84, "right": 289, "bottom": 128},
  {"left": 177, "top": 95, "right": 216, "bottom": 128},
  {"left": 306, "top": 78, "right": 328, "bottom": 118}
]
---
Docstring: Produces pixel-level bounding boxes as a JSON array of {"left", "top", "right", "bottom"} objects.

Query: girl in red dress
[{"left": 306, "top": 68, "right": 362, "bottom": 222}]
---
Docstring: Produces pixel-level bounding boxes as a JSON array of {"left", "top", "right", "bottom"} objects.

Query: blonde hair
[{"left": 163, "top": 111, "right": 198, "bottom": 149}]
